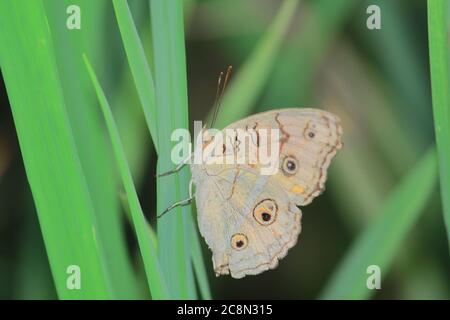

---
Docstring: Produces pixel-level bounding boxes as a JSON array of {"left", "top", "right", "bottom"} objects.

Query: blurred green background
[{"left": 0, "top": 0, "right": 449, "bottom": 299}]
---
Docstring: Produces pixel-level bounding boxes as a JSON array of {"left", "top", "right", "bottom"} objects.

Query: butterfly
[
  {"left": 192, "top": 108, "right": 342, "bottom": 278},
  {"left": 158, "top": 70, "right": 343, "bottom": 279}
]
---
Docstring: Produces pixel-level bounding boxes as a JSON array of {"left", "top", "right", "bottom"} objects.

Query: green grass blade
[
  {"left": 358, "top": 0, "right": 431, "bottom": 148},
  {"left": 84, "top": 55, "right": 170, "bottom": 299},
  {"left": 0, "top": 0, "right": 112, "bottom": 299},
  {"left": 188, "top": 217, "right": 212, "bottom": 299},
  {"left": 43, "top": 0, "right": 140, "bottom": 298},
  {"left": 216, "top": 0, "right": 299, "bottom": 128},
  {"left": 321, "top": 148, "right": 438, "bottom": 299},
  {"left": 14, "top": 202, "right": 56, "bottom": 299},
  {"left": 113, "top": 0, "right": 209, "bottom": 298},
  {"left": 150, "top": 0, "right": 196, "bottom": 299},
  {"left": 261, "top": 0, "right": 356, "bottom": 108},
  {"left": 112, "top": 0, "right": 159, "bottom": 151},
  {"left": 428, "top": 0, "right": 450, "bottom": 247},
  {"left": 112, "top": 3, "right": 154, "bottom": 184}
]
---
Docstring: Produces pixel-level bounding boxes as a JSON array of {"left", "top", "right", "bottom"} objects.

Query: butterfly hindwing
[{"left": 194, "top": 167, "right": 301, "bottom": 278}]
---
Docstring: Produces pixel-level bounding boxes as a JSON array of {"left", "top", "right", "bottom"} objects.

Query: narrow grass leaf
[
  {"left": 114, "top": 0, "right": 209, "bottom": 298},
  {"left": 0, "top": 0, "right": 111, "bottom": 299},
  {"left": 84, "top": 55, "right": 170, "bottom": 299},
  {"left": 428, "top": 0, "right": 450, "bottom": 247},
  {"left": 119, "top": 191, "right": 158, "bottom": 250},
  {"left": 321, "top": 148, "right": 438, "bottom": 299},
  {"left": 150, "top": 0, "right": 196, "bottom": 299},
  {"left": 216, "top": 0, "right": 299, "bottom": 128},
  {"left": 14, "top": 202, "right": 56, "bottom": 299},
  {"left": 112, "top": 0, "right": 159, "bottom": 151},
  {"left": 261, "top": 0, "right": 356, "bottom": 108},
  {"left": 188, "top": 216, "right": 212, "bottom": 299},
  {"left": 359, "top": 0, "right": 432, "bottom": 147},
  {"left": 44, "top": 0, "right": 140, "bottom": 298}
]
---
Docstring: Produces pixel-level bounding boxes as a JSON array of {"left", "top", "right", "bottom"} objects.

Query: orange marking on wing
[{"left": 291, "top": 185, "right": 305, "bottom": 194}]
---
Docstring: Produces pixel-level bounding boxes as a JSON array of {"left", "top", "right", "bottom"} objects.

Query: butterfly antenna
[
  {"left": 208, "top": 71, "right": 223, "bottom": 129},
  {"left": 210, "top": 65, "right": 232, "bottom": 129}
]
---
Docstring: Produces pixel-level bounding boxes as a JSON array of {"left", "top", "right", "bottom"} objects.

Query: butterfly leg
[
  {"left": 188, "top": 178, "right": 194, "bottom": 198},
  {"left": 157, "top": 197, "right": 192, "bottom": 218},
  {"left": 157, "top": 179, "right": 194, "bottom": 218},
  {"left": 156, "top": 153, "right": 192, "bottom": 177}
]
